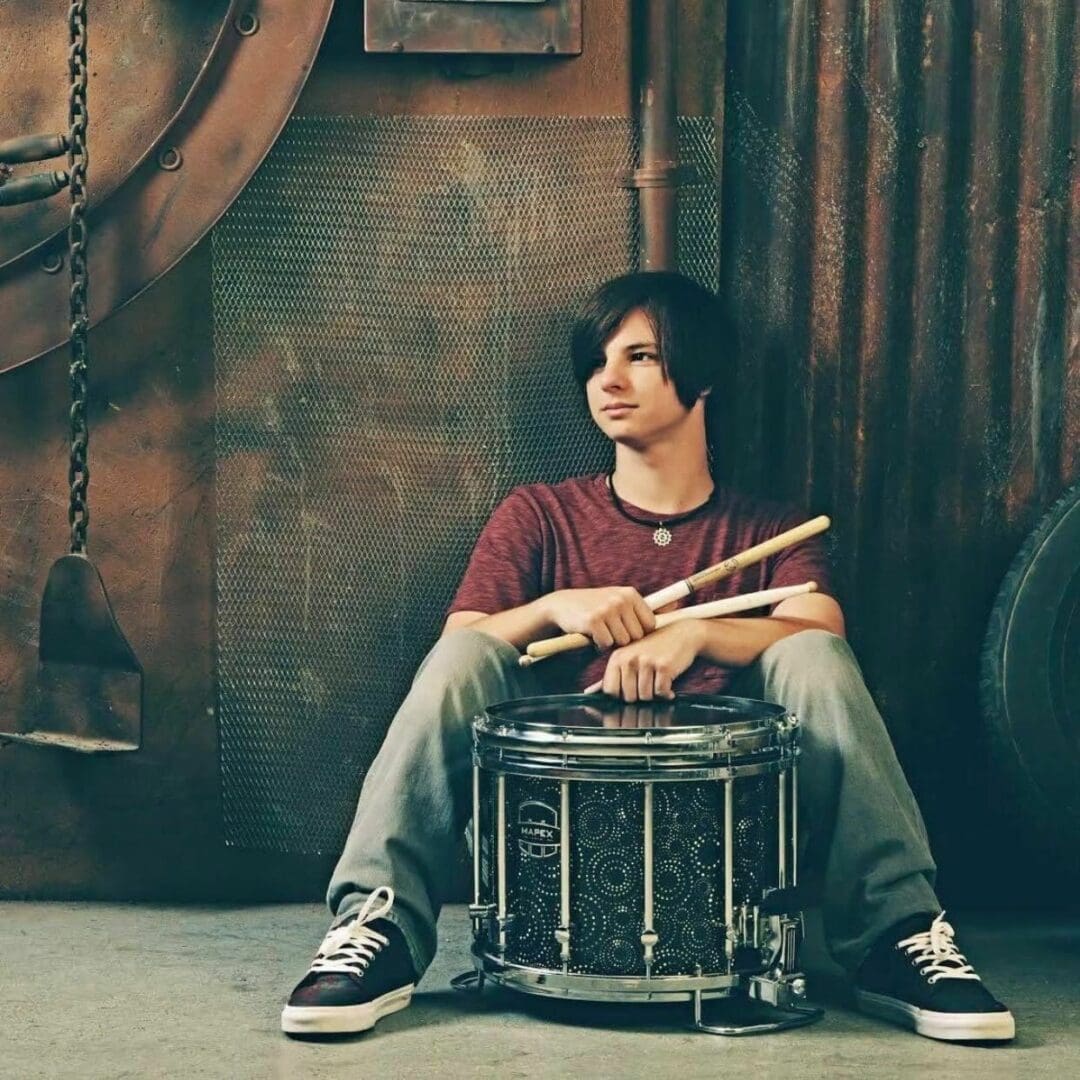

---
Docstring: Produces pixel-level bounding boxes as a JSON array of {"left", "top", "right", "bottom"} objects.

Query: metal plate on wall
[
  {"left": 212, "top": 114, "right": 717, "bottom": 854},
  {"left": 365, "top": 0, "right": 581, "bottom": 54},
  {"left": 0, "top": 0, "right": 229, "bottom": 267},
  {"left": 0, "top": 1, "right": 335, "bottom": 371}
]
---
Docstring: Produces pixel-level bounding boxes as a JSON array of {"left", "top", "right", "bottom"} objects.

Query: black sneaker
[
  {"left": 281, "top": 885, "right": 417, "bottom": 1036},
  {"left": 854, "top": 911, "right": 1015, "bottom": 1041}
]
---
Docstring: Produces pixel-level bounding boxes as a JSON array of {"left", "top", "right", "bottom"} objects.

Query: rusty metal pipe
[{"left": 636, "top": 0, "right": 678, "bottom": 270}]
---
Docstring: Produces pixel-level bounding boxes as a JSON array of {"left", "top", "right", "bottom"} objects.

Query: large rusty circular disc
[{"left": 0, "top": 1, "right": 334, "bottom": 372}]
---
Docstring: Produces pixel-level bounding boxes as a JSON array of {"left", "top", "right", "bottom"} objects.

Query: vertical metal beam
[{"left": 635, "top": 0, "right": 678, "bottom": 270}]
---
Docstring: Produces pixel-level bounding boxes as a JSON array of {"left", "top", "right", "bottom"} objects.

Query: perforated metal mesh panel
[{"left": 212, "top": 116, "right": 719, "bottom": 853}]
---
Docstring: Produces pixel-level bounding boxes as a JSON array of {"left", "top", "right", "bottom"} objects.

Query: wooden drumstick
[
  {"left": 518, "top": 515, "right": 830, "bottom": 666},
  {"left": 519, "top": 581, "right": 818, "bottom": 668},
  {"left": 577, "top": 582, "right": 818, "bottom": 690},
  {"left": 653, "top": 581, "right": 815, "bottom": 628}
]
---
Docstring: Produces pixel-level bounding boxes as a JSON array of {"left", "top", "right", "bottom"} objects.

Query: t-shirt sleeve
[
  {"left": 765, "top": 506, "right": 837, "bottom": 608},
  {"left": 445, "top": 488, "right": 545, "bottom": 618}
]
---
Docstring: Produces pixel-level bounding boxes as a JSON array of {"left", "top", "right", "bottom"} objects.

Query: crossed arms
[{"left": 442, "top": 587, "right": 845, "bottom": 702}]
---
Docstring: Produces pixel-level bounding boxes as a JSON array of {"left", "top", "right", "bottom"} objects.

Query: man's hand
[
  {"left": 588, "top": 620, "right": 703, "bottom": 702},
  {"left": 541, "top": 586, "right": 657, "bottom": 649}
]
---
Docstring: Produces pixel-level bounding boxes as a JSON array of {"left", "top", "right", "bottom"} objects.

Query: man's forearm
[
  {"left": 465, "top": 597, "right": 558, "bottom": 650},
  {"left": 689, "top": 616, "right": 838, "bottom": 669}
]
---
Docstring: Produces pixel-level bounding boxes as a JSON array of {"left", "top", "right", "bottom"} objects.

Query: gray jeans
[{"left": 326, "top": 628, "right": 940, "bottom": 978}]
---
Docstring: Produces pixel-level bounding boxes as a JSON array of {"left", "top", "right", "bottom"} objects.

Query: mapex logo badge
[{"left": 516, "top": 800, "right": 560, "bottom": 859}]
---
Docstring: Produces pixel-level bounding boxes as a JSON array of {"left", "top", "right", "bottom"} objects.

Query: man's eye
[{"left": 631, "top": 351, "right": 657, "bottom": 362}]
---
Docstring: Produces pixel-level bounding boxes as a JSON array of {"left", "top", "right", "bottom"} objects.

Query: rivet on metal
[
  {"left": 391, "top": 40, "right": 404, "bottom": 53},
  {"left": 157, "top": 146, "right": 183, "bottom": 172},
  {"left": 41, "top": 252, "right": 64, "bottom": 275},
  {"left": 542, "top": 42, "right": 556, "bottom": 54},
  {"left": 234, "top": 12, "right": 260, "bottom": 37}
]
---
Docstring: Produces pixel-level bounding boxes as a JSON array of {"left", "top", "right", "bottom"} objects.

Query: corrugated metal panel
[{"left": 719, "top": 0, "right": 1077, "bottom": 898}]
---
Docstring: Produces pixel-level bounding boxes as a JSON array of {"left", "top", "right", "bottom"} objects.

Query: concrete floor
[{"left": 3, "top": 903, "right": 1077, "bottom": 1080}]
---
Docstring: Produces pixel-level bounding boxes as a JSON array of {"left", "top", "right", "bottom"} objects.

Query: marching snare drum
[{"left": 459, "top": 694, "right": 822, "bottom": 1034}]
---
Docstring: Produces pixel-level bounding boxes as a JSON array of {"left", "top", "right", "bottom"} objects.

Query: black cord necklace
[{"left": 606, "top": 471, "right": 717, "bottom": 547}]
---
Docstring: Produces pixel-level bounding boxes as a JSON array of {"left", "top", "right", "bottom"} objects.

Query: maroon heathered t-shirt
[{"left": 446, "top": 472, "right": 835, "bottom": 694}]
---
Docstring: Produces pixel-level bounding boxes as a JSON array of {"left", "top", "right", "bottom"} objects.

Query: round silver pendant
[{"left": 653, "top": 526, "right": 673, "bottom": 547}]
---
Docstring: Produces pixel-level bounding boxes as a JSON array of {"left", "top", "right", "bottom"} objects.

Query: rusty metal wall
[
  {"left": 0, "top": 0, "right": 1074, "bottom": 905},
  {"left": 717, "top": 0, "right": 1077, "bottom": 897}
]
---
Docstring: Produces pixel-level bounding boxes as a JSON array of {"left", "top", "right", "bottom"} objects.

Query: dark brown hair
[{"left": 570, "top": 271, "right": 737, "bottom": 411}]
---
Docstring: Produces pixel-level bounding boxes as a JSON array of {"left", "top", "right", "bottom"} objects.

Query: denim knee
[
  {"left": 758, "top": 628, "right": 859, "bottom": 684},
  {"left": 413, "top": 627, "right": 518, "bottom": 681},
  {"left": 405, "top": 627, "right": 528, "bottom": 731}
]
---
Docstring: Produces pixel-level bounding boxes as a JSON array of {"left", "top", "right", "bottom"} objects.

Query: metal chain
[{"left": 67, "top": 0, "right": 90, "bottom": 554}]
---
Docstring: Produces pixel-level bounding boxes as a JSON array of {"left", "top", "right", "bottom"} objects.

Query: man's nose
[{"left": 599, "top": 360, "right": 625, "bottom": 388}]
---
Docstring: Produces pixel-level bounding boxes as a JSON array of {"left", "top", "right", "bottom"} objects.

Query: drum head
[
  {"left": 474, "top": 694, "right": 796, "bottom": 773},
  {"left": 483, "top": 693, "right": 789, "bottom": 733}
]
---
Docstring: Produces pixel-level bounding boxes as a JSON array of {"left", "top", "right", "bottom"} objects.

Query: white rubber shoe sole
[
  {"left": 281, "top": 983, "right": 415, "bottom": 1035},
  {"left": 855, "top": 988, "right": 1015, "bottom": 1041}
]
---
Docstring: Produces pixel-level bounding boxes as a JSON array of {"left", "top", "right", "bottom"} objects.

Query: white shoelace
[
  {"left": 897, "top": 911, "right": 980, "bottom": 985},
  {"left": 309, "top": 885, "right": 396, "bottom": 978}
]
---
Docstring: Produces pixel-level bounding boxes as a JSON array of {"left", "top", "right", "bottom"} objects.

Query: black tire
[{"left": 980, "top": 480, "right": 1080, "bottom": 864}]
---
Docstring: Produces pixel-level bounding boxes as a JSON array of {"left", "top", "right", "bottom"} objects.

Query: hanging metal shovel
[
  {"left": 9, "top": 555, "right": 143, "bottom": 752},
  {"left": 1, "top": 0, "right": 142, "bottom": 752}
]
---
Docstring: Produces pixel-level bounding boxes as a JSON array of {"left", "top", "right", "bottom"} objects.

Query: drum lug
[
  {"left": 468, "top": 902, "right": 506, "bottom": 945},
  {"left": 640, "top": 928, "right": 658, "bottom": 972},
  {"left": 468, "top": 901, "right": 495, "bottom": 931},
  {"left": 735, "top": 902, "right": 753, "bottom": 945},
  {"left": 724, "top": 922, "right": 739, "bottom": 963},
  {"left": 554, "top": 924, "right": 572, "bottom": 964}
]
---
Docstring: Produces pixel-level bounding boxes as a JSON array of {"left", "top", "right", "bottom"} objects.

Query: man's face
[{"left": 585, "top": 308, "right": 701, "bottom": 449}]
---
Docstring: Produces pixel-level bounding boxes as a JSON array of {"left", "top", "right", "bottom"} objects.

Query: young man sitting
[{"left": 281, "top": 271, "right": 1015, "bottom": 1043}]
